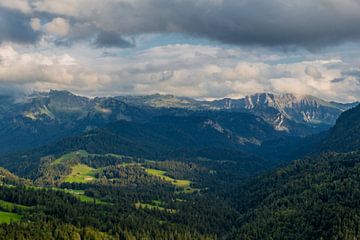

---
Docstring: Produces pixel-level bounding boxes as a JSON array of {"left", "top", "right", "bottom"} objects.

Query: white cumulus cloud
[{"left": 44, "top": 18, "right": 70, "bottom": 37}]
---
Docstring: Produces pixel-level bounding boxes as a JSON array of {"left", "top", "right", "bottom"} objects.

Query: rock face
[{"left": 210, "top": 93, "right": 357, "bottom": 134}]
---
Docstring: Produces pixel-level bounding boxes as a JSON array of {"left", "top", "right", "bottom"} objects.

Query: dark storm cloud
[
  {"left": 84, "top": 0, "right": 360, "bottom": 48},
  {"left": 4, "top": 0, "right": 360, "bottom": 48},
  {"left": 0, "top": 7, "right": 39, "bottom": 44}
]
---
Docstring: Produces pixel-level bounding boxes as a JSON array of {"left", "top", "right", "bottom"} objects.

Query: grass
[
  {"left": 63, "top": 164, "right": 98, "bottom": 183},
  {"left": 27, "top": 185, "right": 110, "bottom": 205},
  {"left": 0, "top": 211, "right": 21, "bottom": 224},
  {"left": 145, "top": 168, "right": 200, "bottom": 194},
  {"left": 145, "top": 168, "right": 191, "bottom": 188},
  {"left": 173, "top": 179, "right": 192, "bottom": 188},
  {"left": 0, "top": 200, "right": 31, "bottom": 212},
  {"left": 135, "top": 202, "right": 176, "bottom": 213},
  {"left": 181, "top": 187, "right": 201, "bottom": 194},
  {"left": 145, "top": 169, "right": 174, "bottom": 182},
  {"left": 54, "top": 188, "right": 109, "bottom": 205}
]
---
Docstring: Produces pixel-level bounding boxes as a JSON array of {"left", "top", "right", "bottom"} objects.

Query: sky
[{"left": 1, "top": 0, "right": 360, "bottom": 101}]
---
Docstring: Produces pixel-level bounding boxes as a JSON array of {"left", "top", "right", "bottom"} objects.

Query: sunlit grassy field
[
  {"left": 0, "top": 211, "right": 21, "bottom": 224},
  {"left": 0, "top": 200, "right": 30, "bottom": 212},
  {"left": 135, "top": 201, "right": 176, "bottom": 213},
  {"left": 144, "top": 168, "right": 199, "bottom": 194},
  {"left": 64, "top": 164, "right": 97, "bottom": 183}
]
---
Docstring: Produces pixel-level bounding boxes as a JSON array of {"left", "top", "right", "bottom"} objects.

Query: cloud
[
  {"left": 32, "top": 0, "right": 81, "bottom": 16},
  {"left": 0, "top": 45, "right": 74, "bottom": 84},
  {"left": 332, "top": 68, "right": 360, "bottom": 84},
  {"left": 1, "top": 1, "right": 360, "bottom": 103},
  {"left": 305, "top": 66, "right": 323, "bottom": 79},
  {"left": 0, "top": 0, "right": 358, "bottom": 48},
  {"left": 0, "top": 0, "right": 31, "bottom": 14},
  {"left": 1, "top": 43, "right": 358, "bottom": 101},
  {"left": 110, "top": 0, "right": 360, "bottom": 48},
  {"left": 44, "top": 17, "right": 70, "bottom": 37},
  {"left": 30, "top": 18, "right": 41, "bottom": 31}
]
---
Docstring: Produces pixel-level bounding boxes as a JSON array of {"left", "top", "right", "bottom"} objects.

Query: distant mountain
[
  {"left": 212, "top": 93, "right": 356, "bottom": 132},
  {"left": 118, "top": 92, "right": 358, "bottom": 136},
  {"left": 0, "top": 90, "right": 186, "bottom": 154},
  {"left": 0, "top": 90, "right": 356, "bottom": 155},
  {"left": 116, "top": 94, "right": 204, "bottom": 109}
]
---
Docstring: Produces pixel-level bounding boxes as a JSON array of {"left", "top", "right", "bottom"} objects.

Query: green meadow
[
  {"left": 135, "top": 201, "right": 176, "bottom": 213},
  {"left": 54, "top": 188, "right": 109, "bottom": 205},
  {"left": 64, "top": 164, "right": 98, "bottom": 183},
  {"left": 0, "top": 211, "right": 21, "bottom": 224},
  {"left": 145, "top": 168, "right": 199, "bottom": 193},
  {"left": 0, "top": 200, "right": 31, "bottom": 212}
]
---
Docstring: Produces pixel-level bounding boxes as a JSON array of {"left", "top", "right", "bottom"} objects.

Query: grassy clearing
[
  {"left": 54, "top": 188, "right": 109, "bottom": 205},
  {"left": 145, "top": 168, "right": 191, "bottom": 188},
  {"left": 145, "top": 168, "right": 201, "bottom": 194},
  {"left": 0, "top": 200, "right": 31, "bottom": 212},
  {"left": 0, "top": 211, "right": 21, "bottom": 224},
  {"left": 135, "top": 202, "right": 176, "bottom": 213},
  {"left": 64, "top": 189, "right": 107, "bottom": 204},
  {"left": 181, "top": 187, "right": 201, "bottom": 194},
  {"left": 27, "top": 186, "right": 109, "bottom": 205},
  {"left": 64, "top": 164, "right": 98, "bottom": 183}
]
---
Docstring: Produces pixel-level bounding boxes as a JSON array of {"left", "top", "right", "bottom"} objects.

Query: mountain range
[
  {"left": 118, "top": 92, "right": 357, "bottom": 134},
  {"left": 0, "top": 90, "right": 356, "bottom": 155}
]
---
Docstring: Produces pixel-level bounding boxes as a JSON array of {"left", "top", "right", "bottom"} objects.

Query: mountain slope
[
  {"left": 226, "top": 104, "right": 360, "bottom": 239},
  {"left": 320, "top": 104, "right": 360, "bottom": 153},
  {"left": 0, "top": 111, "right": 278, "bottom": 179},
  {"left": 232, "top": 151, "right": 360, "bottom": 239}
]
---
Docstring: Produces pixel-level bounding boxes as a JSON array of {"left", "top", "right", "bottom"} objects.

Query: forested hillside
[
  {"left": 231, "top": 152, "right": 360, "bottom": 239},
  {"left": 321, "top": 104, "right": 360, "bottom": 153}
]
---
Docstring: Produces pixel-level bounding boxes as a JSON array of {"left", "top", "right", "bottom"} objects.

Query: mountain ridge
[
  {"left": 117, "top": 92, "right": 358, "bottom": 135},
  {"left": 0, "top": 90, "right": 357, "bottom": 155}
]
